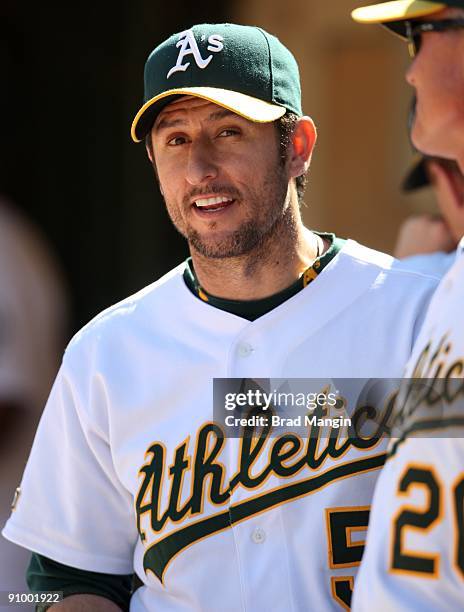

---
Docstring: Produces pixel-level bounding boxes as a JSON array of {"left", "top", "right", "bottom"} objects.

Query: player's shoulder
[
  {"left": 65, "top": 262, "right": 187, "bottom": 354},
  {"left": 340, "top": 239, "right": 441, "bottom": 287}
]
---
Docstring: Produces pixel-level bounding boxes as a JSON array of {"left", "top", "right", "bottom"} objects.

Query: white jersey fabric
[
  {"left": 3, "top": 240, "right": 439, "bottom": 611},
  {"left": 353, "top": 243, "right": 464, "bottom": 612},
  {"left": 399, "top": 250, "right": 456, "bottom": 278}
]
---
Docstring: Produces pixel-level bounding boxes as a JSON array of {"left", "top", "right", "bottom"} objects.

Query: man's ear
[{"left": 288, "top": 116, "right": 317, "bottom": 179}]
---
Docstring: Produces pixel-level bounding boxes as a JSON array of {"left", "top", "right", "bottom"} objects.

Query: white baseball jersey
[
  {"left": 3, "top": 240, "right": 438, "bottom": 611},
  {"left": 399, "top": 250, "right": 456, "bottom": 278},
  {"left": 352, "top": 243, "right": 464, "bottom": 612}
]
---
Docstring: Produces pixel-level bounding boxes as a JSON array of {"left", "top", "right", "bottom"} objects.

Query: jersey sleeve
[
  {"left": 2, "top": 350, "right": 137, "bottom": 575},
  {"left": 27, "top": 553, "right": 132, "bottom": 611}
]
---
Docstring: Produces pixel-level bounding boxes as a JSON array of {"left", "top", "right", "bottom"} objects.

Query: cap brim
[
  {"left": 352, "top": 1, "right": 446, "bottom": 36},
  {"left": 131, "top": 87, "right": 287, "bottom": 143}
]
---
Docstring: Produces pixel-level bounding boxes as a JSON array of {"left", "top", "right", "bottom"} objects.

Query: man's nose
[{"left": 185, "top": 138, "right": 219, "bottom": 186}]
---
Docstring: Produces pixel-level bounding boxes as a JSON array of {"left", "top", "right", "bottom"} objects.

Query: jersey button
[
  {"left": 237, "top": 342, "right": 254, "bottom": 358},
  {"left": 251, "top": 527, "right": 266, "bottom": 544}
]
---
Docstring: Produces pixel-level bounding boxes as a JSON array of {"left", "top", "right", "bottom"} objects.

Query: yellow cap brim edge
[
  {"left": 351, "top": 0, "right": 445, "bottom": 24},
  {"left": 131, "top": 87, "right": 287, "bottom": 143}
]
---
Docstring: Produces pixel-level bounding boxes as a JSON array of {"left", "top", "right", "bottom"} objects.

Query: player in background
[
  {"left": 352, "top": 1, "right": 464, "bottom": 609},
  {"left": 0, "top": 198, "right": 69, "bottom": 612},
  {"left": 394, "top": 98, "right": 464, "bottom": 274},
  {"left": 2, "top": 24, "right": 439, "bottom": 611},
  {"left": 395, "top": 155, "right": 464, "bottom": 273}
]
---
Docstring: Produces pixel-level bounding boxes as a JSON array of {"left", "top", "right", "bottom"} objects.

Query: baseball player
[
  {"left": 0, "top": 198, "right": 68, "bottom": 612},
  {"left": 395, "top": 155, "right": 463, "bottom": 274},
  {"left": 2, "top": 23, "right": 440, "bottom": 611},
  {"left": 394, "top": 99, "right": 464, "bottom": 274},
  {"left": 351, "top": 1, "right": 464, "bottom": 609}
]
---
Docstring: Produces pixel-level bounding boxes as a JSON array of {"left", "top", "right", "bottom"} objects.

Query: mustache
[{"left": 184, "top": 184, "right": 242, "bottom": 205}]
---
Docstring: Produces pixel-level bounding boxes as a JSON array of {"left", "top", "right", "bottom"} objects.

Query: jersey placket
[{"left": 225, "top": 324, "right": 295, "bottom": 611}]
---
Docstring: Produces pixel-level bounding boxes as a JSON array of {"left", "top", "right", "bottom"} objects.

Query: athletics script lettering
[{"left": 135, "top": 378, "right": 396, "bottom": 582}]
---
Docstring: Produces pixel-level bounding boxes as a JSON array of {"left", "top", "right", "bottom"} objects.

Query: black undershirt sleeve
[{"left": 27, "top": 552, "right": 134, "bottom": 611}]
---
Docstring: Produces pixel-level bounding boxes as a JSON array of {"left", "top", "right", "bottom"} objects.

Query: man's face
[
  {"left": 148, "top": 97, "right": 290, "bottom": 259},
  {"left": 406, "top": 7, "right": 464, "bottom": 159}
]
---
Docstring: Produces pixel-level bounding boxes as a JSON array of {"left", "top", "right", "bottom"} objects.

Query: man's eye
[
  {"left": 167, "top": 136, "right": 187, "bottom": 146},
  {"left": 218, "top": 129, "right": 239, "bottom": 137}
]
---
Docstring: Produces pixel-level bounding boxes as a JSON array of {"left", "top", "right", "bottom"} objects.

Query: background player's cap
[
  {"left": 131, "top": 23, "right": 302, "bottom": 143},
  {"left": 351, "top": 1, "right": 464, "bottom": 39},
  {"left": 402, "top": 155, "right": 430, "bottom": 191}
]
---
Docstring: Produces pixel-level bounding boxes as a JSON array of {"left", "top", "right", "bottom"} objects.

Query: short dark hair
[{"left": 145, "top": 111, "right": 308, "bottom": 204}]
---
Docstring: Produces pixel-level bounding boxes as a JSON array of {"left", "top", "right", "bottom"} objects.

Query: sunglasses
[{"left": 405, "top": 18, "right": 464, "bottom": 58}]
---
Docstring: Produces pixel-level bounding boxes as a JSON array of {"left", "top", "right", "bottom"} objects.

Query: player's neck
[{"left": 189, "top": 218, "right": 325, "bottom": 302}]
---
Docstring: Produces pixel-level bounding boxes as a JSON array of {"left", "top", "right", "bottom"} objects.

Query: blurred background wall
[{"left": 1, "top": 0, "right": 434, "bottom": 332}]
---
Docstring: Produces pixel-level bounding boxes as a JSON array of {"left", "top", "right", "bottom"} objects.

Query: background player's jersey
[
  {"left": 353, "top": 244, "right": 464, "bottom": 612},
  {"left": 3, "top": 241, "right": 438, "bottom": 611}
]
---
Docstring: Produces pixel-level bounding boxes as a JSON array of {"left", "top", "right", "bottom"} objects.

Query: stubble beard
[{"left": 168, "top": 166, "right": 293, "bottom": 261}]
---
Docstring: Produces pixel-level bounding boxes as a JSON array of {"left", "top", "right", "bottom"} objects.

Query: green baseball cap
[
  {"left": 131, "top": 23, "right": 302, "bottom": 143},
  {"left": 352, "top": 1, "right": 464, "bottom": 38}
]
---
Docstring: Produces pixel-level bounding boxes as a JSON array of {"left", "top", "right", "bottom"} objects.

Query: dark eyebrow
[
  {"left": 155, "top": 108, "right": 239, "bottom": 132},
  {"left": 155, "top": 117, "right": 187, "bottom": 131},
  {"left": 207, "top": 109, "right": 237, "bottom": 121}
]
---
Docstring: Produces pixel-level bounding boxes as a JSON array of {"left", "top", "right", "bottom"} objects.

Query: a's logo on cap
[{"left": 167, "top": 29, "right": 224, "bottom": 79}]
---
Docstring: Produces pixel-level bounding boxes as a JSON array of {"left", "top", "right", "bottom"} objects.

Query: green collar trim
[{"left": 183, "top": 233, "right": 345, "bottom": 321}]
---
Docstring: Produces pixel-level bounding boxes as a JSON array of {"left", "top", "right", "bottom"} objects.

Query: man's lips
[{"left": 191, "top": 195, "right": 236, "bottom": 213}]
